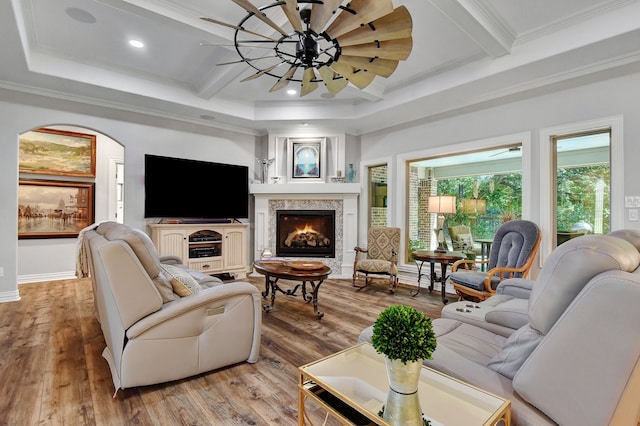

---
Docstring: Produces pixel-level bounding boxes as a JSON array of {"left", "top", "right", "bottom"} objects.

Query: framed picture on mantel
[{"left": 287, "top": 137, "right": 326, "bottom": 183}]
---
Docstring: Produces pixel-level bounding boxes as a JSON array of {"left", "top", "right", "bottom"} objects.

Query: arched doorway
[{"left": 17, "top": 124, "right": 124, "bottom": 283}]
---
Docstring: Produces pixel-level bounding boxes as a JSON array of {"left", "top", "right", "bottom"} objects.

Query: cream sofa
[
  {"left": 360, "top": 234, "right": 640, "bottom": 425},
  {"left": 83, "top": 221, "right": 261, "bottom": 392}
]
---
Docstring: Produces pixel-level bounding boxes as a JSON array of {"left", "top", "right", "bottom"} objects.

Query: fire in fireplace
[{"left": 276, "top": 210, "right": 336, "bottom": 258}]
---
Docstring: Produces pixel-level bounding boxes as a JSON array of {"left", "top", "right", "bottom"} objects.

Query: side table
[{"left": 412, "top": 250, "right": 464, "bottom": 304}]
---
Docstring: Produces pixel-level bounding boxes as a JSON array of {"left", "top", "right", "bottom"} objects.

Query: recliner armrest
[
  {"left": 127, "top": 282, "right": 260, "bottom": 339},
  {"left": 496, "top": 278, "right": 534, "bottom": 298},
  {"left": 159, "top": 255, "right": 183, "bottom": 265}
]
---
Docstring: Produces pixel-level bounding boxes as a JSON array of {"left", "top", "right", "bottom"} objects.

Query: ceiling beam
[{"left": 428, "top": 0, "right": 514, "bottom": 58}]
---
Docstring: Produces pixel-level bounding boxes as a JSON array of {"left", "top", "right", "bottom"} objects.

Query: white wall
[
  {"left": 358, "top": 71, "right": 640, "bottom": 275},
  {"left": 0, "top": 90, "right": 257, "bottom": 300}
]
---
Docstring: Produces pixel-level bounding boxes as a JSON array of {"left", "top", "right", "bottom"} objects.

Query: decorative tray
[{"left": 287, "top": 261, "right": 326, "bottom": 270}]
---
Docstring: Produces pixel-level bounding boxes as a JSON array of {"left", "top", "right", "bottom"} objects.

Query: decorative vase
[
  {"left": 347, "top": 163, "right": 356, "bottom": 183},
  {"left": 383, "top": 389, "right": 423, "bottom": 426},
  {"left": 383, "top": 357, "right": 424, "bottom": 426},
  {"left": 385, "top": 356, "right": 423, "bottom": 394}
]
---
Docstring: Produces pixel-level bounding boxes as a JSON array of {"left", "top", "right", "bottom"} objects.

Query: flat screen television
[{"left": 144, "top": 154, "right": 249, "bottom": 220}]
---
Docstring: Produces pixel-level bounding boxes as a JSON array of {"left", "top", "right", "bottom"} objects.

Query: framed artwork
[
  {"left": 18, "top": 179, "right": 95, "bottom": 239},
  {"left": 19, "top": 128, "right": 96, "bottom": 177},
  {"left": 287, "top": 137, "right": 326, "bottom": 182}
]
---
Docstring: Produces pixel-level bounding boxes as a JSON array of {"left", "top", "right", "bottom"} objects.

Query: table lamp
[{"left": 427, "top": 195, "right": 457, "bottom": 253}]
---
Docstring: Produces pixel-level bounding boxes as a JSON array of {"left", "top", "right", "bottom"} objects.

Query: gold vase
[
  {"left": 383, "top": 389, "right": 423, "bottom": 426},
  {"left": 384, "top": 357, "right": 422, "bottom": 394},
  {"left": 382, "top": 357, "right": 423, "bottom": 426}
]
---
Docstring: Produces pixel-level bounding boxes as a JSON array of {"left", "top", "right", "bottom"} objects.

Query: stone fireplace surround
[{"left": 250, "top": 183, "right": 360, "bottom": 278}]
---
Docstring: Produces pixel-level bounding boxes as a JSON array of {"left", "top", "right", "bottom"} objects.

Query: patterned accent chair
[
  {"left": 450, "top": 220, "right": 541, "bottom": 301},
  {"left": 353, "top": 227, "right": 401, "bottom": 292}
]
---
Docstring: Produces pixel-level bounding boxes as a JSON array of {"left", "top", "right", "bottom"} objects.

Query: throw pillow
[
  {"left": 160, "top": 264, "right": 202, "bottom": 297},
  {"left": 457, "top": 233, "right": 474, "bottom": 250}
]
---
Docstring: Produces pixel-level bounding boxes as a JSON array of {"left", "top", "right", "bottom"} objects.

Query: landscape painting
[
  {"left": 19, "top": 128, "right": 96, "bottom": 177},
  {"left": 18, "top": 180, "right": 95, "bottom": 239}
]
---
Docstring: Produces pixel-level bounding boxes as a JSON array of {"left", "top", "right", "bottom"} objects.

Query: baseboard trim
[
  {"left": 0, "top": 289, "right": 20, "bottom": 303},
  {"left": 18, "top": 271, "right": 76, "bottom": 285}
]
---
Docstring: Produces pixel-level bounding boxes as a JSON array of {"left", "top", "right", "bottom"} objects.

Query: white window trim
[
  {"left": 396, "top": 131, "right": 532, "bottom": 268},
  {"left": 539, "top": 115, "right": 624, "bottom": 264}
]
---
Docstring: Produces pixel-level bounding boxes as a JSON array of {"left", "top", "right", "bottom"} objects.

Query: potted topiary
[{"left": 371, "top": 305, "right": 437, "bottom": 426}]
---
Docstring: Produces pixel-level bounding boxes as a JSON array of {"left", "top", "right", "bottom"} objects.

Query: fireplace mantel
[
  {"left": 251, "top": 183, "right": 361, "bottom": 278},
  {"left": 250, "top": 182, "right": 361, "bottom": 195}
]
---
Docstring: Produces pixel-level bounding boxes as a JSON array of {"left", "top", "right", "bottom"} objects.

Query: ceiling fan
[
  {"left": 490, "top": 146, "right": 521, "bottom": 157},
  {"left": 200, "top": 0, "right": 413, "bottom": 97}
]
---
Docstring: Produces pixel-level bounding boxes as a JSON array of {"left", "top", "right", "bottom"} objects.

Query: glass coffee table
[{"left": 298, "top": 342, "right": 511, "bottom": 426}]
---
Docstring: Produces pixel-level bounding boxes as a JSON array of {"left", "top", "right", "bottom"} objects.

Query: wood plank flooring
[{"left": 0, "top": 276, "right": 445, "bottom": 425}]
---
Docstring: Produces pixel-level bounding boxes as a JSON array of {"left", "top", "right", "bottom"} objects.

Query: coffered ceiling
[{"left": 2, "top": 0, "right": 639, "bottom": 135}]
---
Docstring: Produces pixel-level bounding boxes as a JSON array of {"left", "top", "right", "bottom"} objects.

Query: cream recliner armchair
[
  {"left": 441, "top": 228, "right": 640, "bottom": 338},
  {"left": 83, "top": 222, "right": 261, "bottom": 392},
  {"left": 360, "top": 235, "right": 640, "bottom": 425}
]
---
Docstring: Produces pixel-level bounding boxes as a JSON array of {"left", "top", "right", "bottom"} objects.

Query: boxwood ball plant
[{"left": 371, "top": 305, "right": 437, "bottom": 364}]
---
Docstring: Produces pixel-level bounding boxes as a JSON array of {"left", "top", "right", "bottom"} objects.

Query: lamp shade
[
  {"left": 427, "top": 195, "right": 457, "bottom": 214},
  {"left": 461, "top": 199, "right": 486, "bottom": 214}
]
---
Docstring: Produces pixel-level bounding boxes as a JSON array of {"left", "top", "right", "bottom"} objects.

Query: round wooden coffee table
[
  {"left": 412, "top": 251, "right": 465, "bottom": 304},
  {"left": 253, "top": 260, "right": 331, "bottom": 319}
]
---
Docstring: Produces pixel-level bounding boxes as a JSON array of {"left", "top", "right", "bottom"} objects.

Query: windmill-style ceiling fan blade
[
  {"left": 300, "top": 68, "right": 319, "bottom": 96},
  {"left": 200, "top": 17, "right": 277, "bottom": 41},
  {"left": 281, "top": 0, "right": 302, "bottom": 32},
  {"left": 341, "top": 37, "right": 413, "bottom": 61},
  {"left": 335, "top": 6, "right": 412, "bottom": 47},
  {"left": 335, "top": 56, "right": 398, "bottom": 78},
  {"left": 270, "top": 65, "right": 299, "bottom": 92},
  {"left": 317, "top": 66, "right": 349, "bottom": 94},
  {"left": 325, "top": 0, "right": 393, "bottom": 40},
  {"left": 240, "top": 62, "right": 285, "bottom": 82},
  {"left": 310, "top": 0, "right": 343, "bottom": 34},
  {"left": 217, "top": 55, "right": 277, "bottom": 66},
  {"left": 232, "top": 0, "right": 288, "bottom": 36},
  {"left": 330, "top": 62, "right": 376, "bottom": 90}
]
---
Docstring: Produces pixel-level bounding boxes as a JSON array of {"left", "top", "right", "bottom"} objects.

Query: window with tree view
[
  {"left": 553, "top": 130, "right": 610, "bottom": 246},
  {"left": 407, "top": 145, "right": 523, "bottom": 263}
]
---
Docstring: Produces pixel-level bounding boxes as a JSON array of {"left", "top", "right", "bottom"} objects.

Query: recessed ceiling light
[
  {"left": 287, "top": 89, "right": 297, "bottom": 95},
  {"left": 129, "top": 40, "right": 144, "bottom": 48}
]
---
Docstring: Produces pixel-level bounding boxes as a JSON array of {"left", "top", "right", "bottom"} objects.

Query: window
[
  {"left": 539, "top": 116, "right": 623, "bottom": 263},
  {"left": 406, "top": 145, "right": 523, "bottom": 263},
  {"left": 368, "top": 164, "right": 388, "bottom": 227},
  {"left": 553, "top": 130, "right": 610, "bottom": 246}
]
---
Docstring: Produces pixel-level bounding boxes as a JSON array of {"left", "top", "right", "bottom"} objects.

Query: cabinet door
[
  {"left": 157, "top": 230, "right": 187, "bottom": 259},
  {"left": 224, "top": 228, "right": 246, "bottom": 270}
]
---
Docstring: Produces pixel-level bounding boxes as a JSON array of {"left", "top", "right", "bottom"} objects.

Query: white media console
[{"left": 149, "top": 222, "right": 248, "bottom": 279}]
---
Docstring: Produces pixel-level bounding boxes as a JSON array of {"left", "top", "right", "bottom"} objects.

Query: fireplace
[{"left": 276, "top": 210, "right": 335, "bottom": 258}]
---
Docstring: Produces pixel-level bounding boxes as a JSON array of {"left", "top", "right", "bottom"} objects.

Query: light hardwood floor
[{"left": 0, "top": 276, "right": 445, "bottom": 425}]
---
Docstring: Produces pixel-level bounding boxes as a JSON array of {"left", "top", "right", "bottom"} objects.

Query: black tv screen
[{"left": 144, "top": 154, "right": 249, "bottom": 219}]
